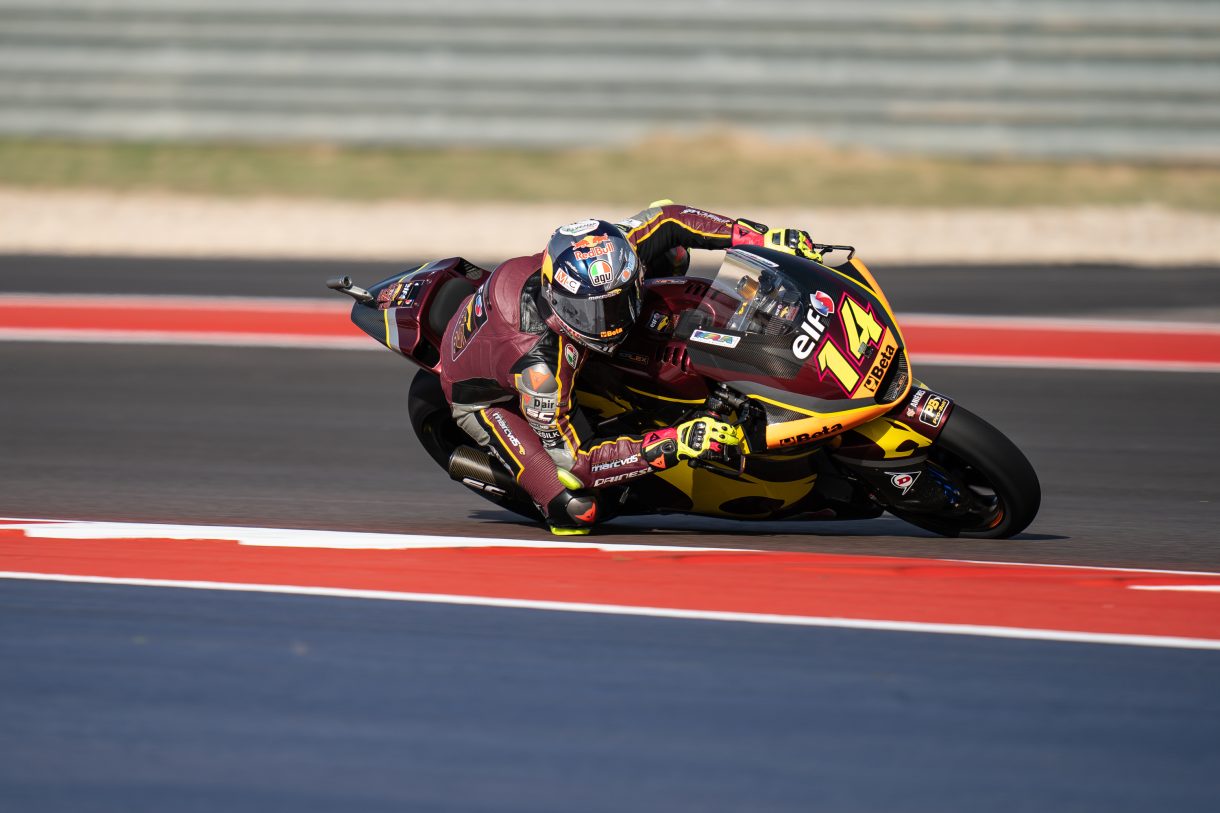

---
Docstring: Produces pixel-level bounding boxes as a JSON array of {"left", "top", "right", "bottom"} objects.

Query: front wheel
[{"left": 888, "top": 406, "right": 1040, "bottom": 539}]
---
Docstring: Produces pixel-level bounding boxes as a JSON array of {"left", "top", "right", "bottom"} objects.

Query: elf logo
[{"left": 792, "top": 291, "right": 835, "bottom": 360}]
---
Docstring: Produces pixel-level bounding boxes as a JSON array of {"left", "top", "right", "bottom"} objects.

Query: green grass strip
[{"left": 2, "top": 135, "right": 1217, "bottom": 211}]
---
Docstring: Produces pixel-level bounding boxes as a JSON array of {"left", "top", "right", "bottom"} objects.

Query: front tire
[{"left": 888, "top": 406, "right": 1040, "bottom": 539}]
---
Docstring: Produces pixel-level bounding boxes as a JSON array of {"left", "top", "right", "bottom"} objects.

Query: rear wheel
[{"left": 887, "top": 406, "right": 1040, "bottom": 539}]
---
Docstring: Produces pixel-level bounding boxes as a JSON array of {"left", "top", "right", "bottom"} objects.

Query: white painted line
[
  {"left": 1129, "top": 585, "right": 1220, "bottom": 593},
  {"left": 5, "top": 571, "right": 1219, "bottom": 651},
  {"left": 0, "top": 518, "right": 742, "bottom": 553},
  {"left": 957, "top": 558, "right": 1220, "bottom": 579},
  {"left": 8, "top": 518, "right": 1220, "bottom": 578}
]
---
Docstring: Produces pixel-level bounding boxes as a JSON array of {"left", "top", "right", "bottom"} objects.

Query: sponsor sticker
[
  {"left": 617, "top": 218, "right": 643, "bottom": 229},
  {"left": 905, "top": 388, "right": 927, "bottom": 419},
  {"left": 647, "top": 311, "right": 673, "bottom": 334},
  {"left": 617, "top": 351, "right": 650, "bottom": 365},
  {"left": 400, "top": 280, "right": 424, "bottom": 307},
  {"left": 559, "top": 219, "right": 599, "bottom": 236},
  {"left": 461, "top": 477, "right": 506, "bottom": 496},
  {"left": 812, "top": 290, "right": 835, "bottom": 317},
  {"left": 919, "top": 395, "right": 949, "bottom": 427},
  {"left": 690, "top": 329, "right": 741, "bottom": 349},
  {"left": 554, "top": 267, "right": 581, "bottom": 294},
  {"left": 887, "top": 470, "right": 921, "bottom": 495},
  {"left": 589, "top": 259, "right": 615, "bottom": 287},
  {"left": 593, "top": 468, "right": 651, "bottom": 488},
  {"left": 592, "top": 455, "right": 640, "bottom": 473},
  {"left": 572, "top": 235, "right": 613, "bottom": 260},
  {"left": 681, "top": 208, "right": 732, "bottom": 224},
  {"left": 491, "top": 412, "right": 526, "bottom": 455},
  {"left": 791, "top": 290, "right": 835, "bottom": 360},
  {"left": 778, "top": 423, "right": 842, "bottom": 446},
  {"left": 450, "top": 290, "right": 489, "bottom": 358},
  {"left": 861, "top": 343, "right": 896, "bottom": 394}
]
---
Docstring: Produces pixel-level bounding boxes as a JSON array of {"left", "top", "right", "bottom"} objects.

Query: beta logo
[
  {"left": 887, "top": 470, "right": 921, "bottom": 495},
  {"left": 778, "top": 423, "right": 842, "bottom": 446}
]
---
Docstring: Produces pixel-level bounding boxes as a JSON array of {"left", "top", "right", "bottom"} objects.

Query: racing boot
[
  {"left": 544, "top": 490, "right": 599, "bottom": 536},
  {"left": 543, "top": 468, "right": 599, "bottom": 536}
]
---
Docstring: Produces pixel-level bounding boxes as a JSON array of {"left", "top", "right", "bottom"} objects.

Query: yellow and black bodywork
[{"left": 569, "top": 246, "right": 950, "bottom": 520}]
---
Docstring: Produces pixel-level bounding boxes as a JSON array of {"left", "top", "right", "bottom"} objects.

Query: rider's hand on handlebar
[
  {"left": 642, "top": 417, "right": 743, "bottom": 470},
  {"left": 732, "top": 219, "right": 821, "bottom": 261}
]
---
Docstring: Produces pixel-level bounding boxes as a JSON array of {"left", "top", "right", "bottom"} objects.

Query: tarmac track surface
[
  {"left": 2, "top": 255, "right": 1219, "bottom": 811},
  {"left": 1, "top": 255, "right": 1217, "bottom": 569}
]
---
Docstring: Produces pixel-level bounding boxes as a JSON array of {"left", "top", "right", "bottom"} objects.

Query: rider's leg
[{"left": 455, "top": 405, "right": 599, "bottom": 532}]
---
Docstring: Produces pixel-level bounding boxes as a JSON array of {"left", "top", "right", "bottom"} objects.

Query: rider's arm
[
  {"left": 512, "top": 333, "right": 738, "bottom": 488},
  {"left": 617, "top": 201, "right": 736, "bottom": 275},
  {"left": 618, "top": 201, "right": 817, "bottom": 276}
]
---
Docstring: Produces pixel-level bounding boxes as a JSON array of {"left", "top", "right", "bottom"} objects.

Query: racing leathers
[{"left": 438, "top": 202, "right": 801, "bottom": 529}]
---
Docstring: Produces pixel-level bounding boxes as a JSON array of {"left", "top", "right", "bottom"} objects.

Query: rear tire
[{"left": 888, "top": 405, "right": 1040, "bottom": 539}]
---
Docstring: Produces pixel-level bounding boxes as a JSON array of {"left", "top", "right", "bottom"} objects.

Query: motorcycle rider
[{"left": 439, "top": 200, "right": 818, "bottom": 535}]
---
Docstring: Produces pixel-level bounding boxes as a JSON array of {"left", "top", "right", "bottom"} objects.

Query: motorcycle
[{"left": 328, "top": 244, "right": 1040, "bottom": 538}]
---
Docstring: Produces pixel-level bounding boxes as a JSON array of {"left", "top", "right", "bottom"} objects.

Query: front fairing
[{"left": 609, "top": 248, "right": 913, "bottom": 451}]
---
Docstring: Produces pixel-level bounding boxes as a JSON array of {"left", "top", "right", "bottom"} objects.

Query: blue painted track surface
[{"left": 2, "top": 580, "right": 1218, "bottom": 812}]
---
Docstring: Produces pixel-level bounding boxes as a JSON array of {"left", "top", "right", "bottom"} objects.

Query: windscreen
[{"left": 692, "top": 250, "right": 806, "bottom": 338}]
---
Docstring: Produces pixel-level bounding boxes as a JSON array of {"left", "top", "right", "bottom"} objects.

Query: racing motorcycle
[{"left": 328, "top": 245, "right": 1040, "bottom": 538}]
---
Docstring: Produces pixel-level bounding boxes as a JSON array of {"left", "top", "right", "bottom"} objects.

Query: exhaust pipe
[{"left": 448, "top": 446, "right": 523, "bottom": 498}]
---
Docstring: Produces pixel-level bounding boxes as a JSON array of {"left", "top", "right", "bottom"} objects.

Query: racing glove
[
  {"left": 641, "top": 417, "right": 743, "bottom": 471},
  {"left": 731, "top": 218, "right": 820, "bottom": 260}
]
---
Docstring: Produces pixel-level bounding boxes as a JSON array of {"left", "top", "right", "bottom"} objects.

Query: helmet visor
[{"left": 550, "top": 282, "right": 641, "bottom": 348}]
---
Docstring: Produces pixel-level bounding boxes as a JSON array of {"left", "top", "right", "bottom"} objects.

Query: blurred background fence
[{"left": 0, "top": 0, "right": 1217, "bottom": 161}]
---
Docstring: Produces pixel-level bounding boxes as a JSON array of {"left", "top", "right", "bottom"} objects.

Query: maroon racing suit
[{"left": 438, "top": 203, "right": 746, "bottom": 518}]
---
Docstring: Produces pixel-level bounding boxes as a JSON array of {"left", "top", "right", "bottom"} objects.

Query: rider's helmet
[{"left": 539, "top": 219, "right": 642, "bottom": 354}]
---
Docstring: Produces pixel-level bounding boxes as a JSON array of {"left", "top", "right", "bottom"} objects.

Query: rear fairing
[{"left": 347, "top": 257, "right": 489, "bottom": 371}]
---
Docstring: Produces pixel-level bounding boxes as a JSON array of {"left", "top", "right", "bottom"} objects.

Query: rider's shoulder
[{"left": 482, "top": 251, "right": 544, "bottom": 315}]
